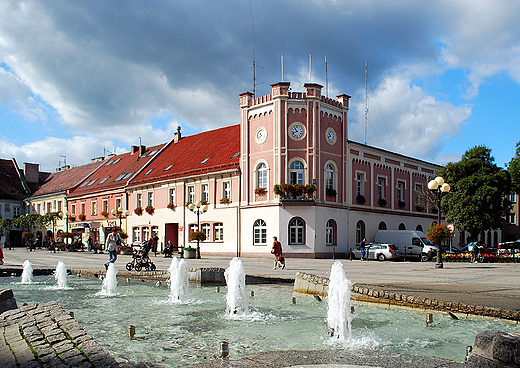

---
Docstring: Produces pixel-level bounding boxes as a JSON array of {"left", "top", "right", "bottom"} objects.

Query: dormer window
[{"left": 200, "top": 157, "right": 210, "bottom": 165}]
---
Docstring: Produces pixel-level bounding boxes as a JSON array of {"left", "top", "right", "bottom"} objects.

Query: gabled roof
[
  {"left": 129, "top": 125, "right": 240, "bottom": 187},
  {"left": 29, "top": 161, "right": 104, "bottom": 199},
  {"left": 0, "top": 159, "right": 28, "bottom": 201},
  {"left": 68, "top": 143, "right": 166, "bottom": 197}
]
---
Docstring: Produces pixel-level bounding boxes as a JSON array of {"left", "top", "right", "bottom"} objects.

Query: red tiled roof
[
  {"left": 29, "top": 162, "right": 103, "bottom": 198},
  {"left": 129, "top": 125, "right": 240, "bottom": 186},
  {"left": 68, "top": 143, "right": 166, "bottom": 197},
  {"left": 0, "top": 159, "right": 28, "bottom": 200}
]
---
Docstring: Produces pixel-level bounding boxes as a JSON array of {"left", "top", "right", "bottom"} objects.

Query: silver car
[{"left": 350, "top": 243, "right": 399, "bottom": 261}]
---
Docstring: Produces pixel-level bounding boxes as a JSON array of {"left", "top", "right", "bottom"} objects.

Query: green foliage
[
  {"left": 506, "top": 141, "right": 520, "bottom": 194},
  {"left": 440, "top": 145, "right": 511, "bottom": 241}
]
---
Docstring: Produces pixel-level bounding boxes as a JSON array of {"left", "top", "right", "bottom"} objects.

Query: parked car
[{"left": 349, "top": 243, "right": 399, "bottom": 261}]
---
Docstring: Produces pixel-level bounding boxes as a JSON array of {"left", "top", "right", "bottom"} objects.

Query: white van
[{"left": 374, "top": 230, "right": 438, "bottom": 261}]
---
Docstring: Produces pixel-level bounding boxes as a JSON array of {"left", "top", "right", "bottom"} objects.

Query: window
[
  {"left": 398, "top": 223, "right": 406, "bottom": 230},
  {"left": 325, "top": 164, "right": 335, "bottom": 189},
  {"left": 136, "top": 193, "right": 142, "bottom": 208},
  {"left": 257, "top": 163, "right": 268, "bottom": 189},
  {"left": 201, "top": 184, "right": 209, "bottom": 202},
  {"left": 189, "top": 224, "right": 198, "bottom": 241},
  {"left": 223, "top": 182, "right": 231, "bottom": 199},
  {"left": 164, "top": 164, "right": 173, "bottom": 171},
  {"left": 378, "top": 221, "right": 387, "bottom": 230},
  {"left": 215, "top": 223, "right": 224, "bottom": 241},
  {"left": 115, "top": 198, "right": 122, "bottom": 210},
  {"left": 200, "top": 157, "right": 210, "bottom": 165},
  {"left": 151, "top": 226, "right": 158, "bottom": 237},
  {"left": 103, "top": 200, "right": 108, "bottom": 213},
  {"left": 289, "top": 217, "right": 305, "bottom": 245},
  {"left": 231, "top": 151, "right": 240, "bottom": 159},
  {"left": 356, "top": 220, "right": 365, "bottom": 244},
  {"left": 133, "top": 227, "right": 141, "bottom": 243},
  {"left": 91, "top": 201, "right": 97, "bottom": 216},
  {"left": 37, "top": 204, "right": 41, "bottom": 214},
  {"left": 87, "top": 179, "right": 97, "bottom": 186},
  {"left": 356, "top": 173, "right": 364, "bottom": 196},
  {"left": 99, "top": 176, "right": 110, "bottom": 184},
  {"left": 290, "top": 161, "right": 305, "bottom": 184},
  {"left": 326, "top": 220, "right": 336, "bottom": 245},
  {"left": 71, "top": 204, "right": 76, "bottom": 215},
  {"left": 13, "top": 207, "right": 21, "bottom": 217},
  {"left": 416, "top": 224, "right": 423, "bottom": 232},
  {"left": 253, "top": 219, "right": 267, "bottom": 245},
  {"left": 202, "top": 223, "right": 211, "bottom": 241},
  {"left": 377, "top": 178, "right": 386, "bottom": 199},
  {"left": 142, "top": 227, "right": 150, "bottom": 242},
  {"left": 397, "top": 181, "right": 404, "bottom": 202},
  {"left": 46, "top": 202, "right": 51, "bottom": 213},
  {"left": 188, "top": 186, "right": 195, "bottom": 203},
  {"left": 507, "top": 213, "right": 516, "bottom": 224},
  {"left": 147, "top": 192, "right": 153, "bottom": 207},
  {"left": 144, "top": 168, "right": 153, "bottom": 176},
  {"left": 81, "top": 203, "right": 86, "bottom": 215},
  {"left": 507, "top": 193, "right": 516, "bottom": 202},
  {"left": 169, "top": 188, "right": 176, "bottom": 205}
]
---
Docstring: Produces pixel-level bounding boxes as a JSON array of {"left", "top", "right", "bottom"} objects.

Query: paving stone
[
  {"left": 53, "top": 339, "right": 74, "bottom": 354},
  {"left": 33, "top": 343, "right": 55, "bottom": 357},
  {"left": 59, "top": 348, "right": 88, "bottom": 364},
  {"left": 74, "top": 334, "right": 93, "bottom": 344},
  {"left": 39, "top": 351, "right": 60, "bottom": 363},
  {"left": 0, "top": 327, "right": 17, "bottom": 367},
  {"left": 47, "top": 331, "right": 68, "bottom": 344},
  {"left": 20, "top": 361, "right": 40, "bottom": 368},
  {"left": 41, "top": 325, "right": 63, "bottom": 337}
]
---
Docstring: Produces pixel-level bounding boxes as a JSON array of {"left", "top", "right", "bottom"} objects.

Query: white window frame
[
  {"left": 103, "top": 200, "right": 109, "bottom": 213},
  {"left": 115, "top": 198, "right": 122, "bottom": 211},
  {"left": 223, "top": 181, "right": 231, "bottom": 199},
  {"left": 289, "top": 217, "right": 305, "bottom": 245},
  {"left": 91, "top": 201, "right": 97, "bottom": 216},
  {"left": 325, "top": 163, "right": 335, "bottom": 190},
  {"left": 142, "top": 227, "right": 150, "bottom": 242},
  {"left": 256, "top": 162, "right": 268, "bottom": 189},
  {"left": 289, "top": 161, "right": 305, "bottom": 184},
  {"left": 214, "top": 223, "right": 223, "bottom": 241},
  {"left": 397, "top": 181, "right": 404, "bottom": 202},
  {"left": 326, "top": 220, "right": 335, "bottom": 245},
  {"left": 136, "top": 193, "right": 142, "bottom": 208},
  {"left": 201, "top": 183, "right": 209, "bottom": 202},
  {"left": 356, "top": 172, "right": 365, "bottom": 196},
  {"left": 253, "top": 219, "right": 267, "bottom": 245},
  {"left": 169, "top": 188, "right": 176, "bottom": 205},
  {"left": 133, "top": 227, "right": 141, "bottom": 243},
  {"left": 377, "top": 177, "right": 386, "bottom": 200},
  {"left": 71, "top": 204, "right": 76, "bottom": 215},
  {"left": 147, "top": 192, "right": 153, "bottom": 207},
  {"left": 188, "top": 186, "right": 195, "bottom": 203},
  {"left": 201, "top": 223, "right": 211, "bottom": 242}
]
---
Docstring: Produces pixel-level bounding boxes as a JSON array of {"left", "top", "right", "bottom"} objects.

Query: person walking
[
  {"left": 0, "top": 231, "right": 5, "bottom": 265},
  {"left": 104, "top": 228, "right": 122, "bottom": 270},
  {"left": 271, "top": 236, "right": 284, "bottom": 269},
  {"left": 360, "top": 238, "right": 366, "bottom": 260}
]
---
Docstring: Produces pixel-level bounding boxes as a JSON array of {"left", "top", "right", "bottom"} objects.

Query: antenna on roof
[
  {"left": 325, "top": 54, "right": 328, "bottom": 97},
  {"left": 281, "top": 53, "right": 284, "bottom": 81},
  {"left": 364, "top": 62, "right": 368, "bottom": 145},
  {"left": 309, "top": 55, "right": 312, "bottom": 83},
  {"left": 139, "top": 137, "right": 142, "bottom": 146},
  {"left": 249, "top": 0, "right": 256, "bottom": 97},
  {"left": 59, "top": 155, "right": 67, "bottom": 169}
]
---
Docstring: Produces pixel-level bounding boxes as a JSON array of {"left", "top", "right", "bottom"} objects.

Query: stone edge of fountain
[
  {"left": 0, "top": 298, "right": 119, "bottom": 368},
  {"left": 293, "top": 271, "right": 520, "bottom": 322}
]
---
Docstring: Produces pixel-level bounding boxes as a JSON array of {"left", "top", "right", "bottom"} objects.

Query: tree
[
  {"left": 439, "top": 145, "right": 511, "bottom": 242},
  {"left": 506, "top": 141, "right": 520, "bottom": 194}
]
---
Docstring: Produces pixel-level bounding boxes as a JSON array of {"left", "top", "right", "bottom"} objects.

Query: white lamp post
[
  {"left": 188, "top": 201, "right": 208, "bottom": 259},
  {"left": 428, "top": 176, "right": 451, "bottom": 269}
]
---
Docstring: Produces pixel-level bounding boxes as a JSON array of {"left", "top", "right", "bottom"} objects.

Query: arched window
[
  {"left": 398, "top": 223, "right": 406, "bottom": 230},
  {"left": 256, "top": 163, "right": 268, "bottom": 189},
  {"left": 356, "top": 220, "right": 365, "bottom": 244},
  {"left": 378, "top": 221, "right": 387, "bottom": 230},
  {"left": 416, "top": 224, "right": 423, "bottom": 232},
  {"left": 290, "top": 161, "right": 305, "bottom": 184},
  {"left": 289, "top": 217, "right": 305, "bottom": 244},
  {"left": 325, "top": 163, "right": 335, "bottom": 190},
  {"left": 253, "top": 219, "right": 267, "bottom": 245},
  {"left": 326, "top": 220, "right": 336, "bottom": 245}
]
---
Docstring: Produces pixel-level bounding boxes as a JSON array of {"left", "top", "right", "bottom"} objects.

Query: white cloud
[{"left": 351, "top": 68, "right": 472, "bottom": 162}]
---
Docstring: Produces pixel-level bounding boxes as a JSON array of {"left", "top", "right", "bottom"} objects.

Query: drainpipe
[{"left": 182, "top": 181, "right": 186, "bottom": 255}]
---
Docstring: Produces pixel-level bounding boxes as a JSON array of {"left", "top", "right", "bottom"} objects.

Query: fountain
[
  {"left": 54, "top": 261, "right": 69, "bottom": 289},
  {"left": 327, "top": 261, "right": 355, "bottom": 340},
  {"left": 167, "top": 257, "right": 190, "bottom": 303},
  {"left": 97, "top": 263, "right": 118, "bottom": 296},
  {"left": 21, "top": 259, "right": 34, "bottom": 284},
  {"left": 224, "top": 257, "right": 249, "bottom": 317}
]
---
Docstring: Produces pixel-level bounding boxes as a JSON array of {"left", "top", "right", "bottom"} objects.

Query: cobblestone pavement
[{"left": 0, "top": 300, "right": 119, "bottom": 368}]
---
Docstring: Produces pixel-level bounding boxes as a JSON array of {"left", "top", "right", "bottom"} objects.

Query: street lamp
[
  {"left": 428, "top": 176, "right": 451, "bottom": 269},
  {"left": 65, "top": 211, "right": 70, "bottom": 233},
  {"left": 188, "top": 201, "right": 208, "bottom": 259},
  {"left": 112, "top": 207, "right": 130, "bottom": 230}
]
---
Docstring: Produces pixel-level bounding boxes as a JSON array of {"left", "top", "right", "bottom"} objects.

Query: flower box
[
  {"left": 145, "top": 205, "right": 155, "bottom": 215},
  {"left": 255, "top": 187, "right": 267, "bottom": 195},
  {"left": 398, "top": 200, "right": 406, "bottom": 208},
  {"left": 167, "top": 203, "right": 175, "bottom": 210},
  {"left": 326, "top": 188, "right": 337, "bottom": 197},
  {"left": 356, "top": 195, "right": 366, "bottom": 204},
  {"left": 134, "top": 207, "right": 143, "bottom": 216},
  {"left": 220, "top": 197, "right": 231, "bottom": 204},
  {"left": 190, "top": 231, "right": 206, "bottom": 242},
  {"left": 78, "top": 213, "right": 86, "bottom": 221},
  {"left": 184, "top": 247, "right": 197, "bottom": 259},
  {"left": 101, "top": 211, "right": 109, "bottom": 218},
  {"left": 378, "top": 198, "right": 387, "bottom": 207}
]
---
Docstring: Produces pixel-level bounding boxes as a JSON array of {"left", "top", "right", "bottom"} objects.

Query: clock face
[
  {"left": 326, "top": 128, "right": 337, "bottom": 145},
  {"left": 291, "top": 125, "right": 304, "bottom": 138},
  {"left": 256, "top": 128, "right": 267, "bottom": 143}
]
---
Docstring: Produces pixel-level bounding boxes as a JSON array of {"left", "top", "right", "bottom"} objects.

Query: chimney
[
  {"left": 174, "top": 126, "right": 182, "bottom": 143},
  {"left": 139, "top": 145, "right": 146, "bottom": 156},
  {"left": 131, "top": 146, "right": 140, "bottom": 155},
  {"left": 24, "top": 163, "right": 40, "bottom": 183}
]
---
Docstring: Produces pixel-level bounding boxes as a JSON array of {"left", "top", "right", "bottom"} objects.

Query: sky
[{"left": 0, "top": 0, "right": 519, "bottom": 172}]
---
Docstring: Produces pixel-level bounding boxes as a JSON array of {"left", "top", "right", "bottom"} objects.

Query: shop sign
[{"left": 107, "top": 220, "right": 118, "bottom": 227}]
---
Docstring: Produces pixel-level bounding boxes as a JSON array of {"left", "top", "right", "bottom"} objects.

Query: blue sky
[{"left": 0, "top": 0, "right": 519, "bottom": 172}]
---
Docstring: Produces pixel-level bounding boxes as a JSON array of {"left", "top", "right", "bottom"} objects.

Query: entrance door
[{"left": 164, "top": 223, "right": 179, "bottom": 251}]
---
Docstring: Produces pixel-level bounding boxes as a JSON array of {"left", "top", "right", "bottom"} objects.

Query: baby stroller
[{"left": 126, "top": 241, "right": 157, "bottom": 271}]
